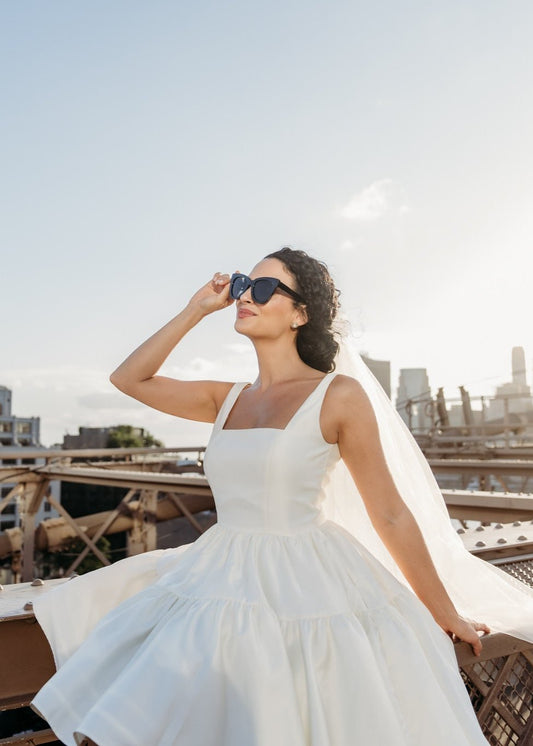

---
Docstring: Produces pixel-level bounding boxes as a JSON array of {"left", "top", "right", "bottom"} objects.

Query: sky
[{"left": 1, "top": 1, "right": 532, "bottom": 447}]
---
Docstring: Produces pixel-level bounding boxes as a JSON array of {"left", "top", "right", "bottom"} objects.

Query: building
[
  {"left": 0, "top": 386, "right": 40, "bottom": 447},
  {"left": 486, "top": 347, "right": 533, "bottom": 422},
  {"left": 361, "top": 355, "right": 392, "bottom": 398},
  {"left": 447, "top": 403, "right": 466, "bottom": 428},
  {"left": 396, "top": 368, "right": 433, "bottom": 432},
  {"left": 63, "top": 425, "right": 146, "bottom": 449},
  {"left": 0, "top": 386, "right": 60, "bottom": 531},
  {"left": 512, "top": 346, "right": 527, "bottom": 387}
]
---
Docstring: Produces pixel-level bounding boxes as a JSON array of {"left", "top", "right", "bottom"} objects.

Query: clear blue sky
[{"left": 2, "top": 1, "right": 532, "bottom": 446}]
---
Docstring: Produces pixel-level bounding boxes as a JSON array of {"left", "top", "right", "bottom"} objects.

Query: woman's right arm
[{"left": 109, "top": 272, "right": 235, "bottom": 423}]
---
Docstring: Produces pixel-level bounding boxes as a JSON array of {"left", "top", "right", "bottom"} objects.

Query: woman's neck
[{"left": 250, "top": 338, "right": 316, "bottom": 389}]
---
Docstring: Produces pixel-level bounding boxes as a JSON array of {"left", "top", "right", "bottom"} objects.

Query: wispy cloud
[
  {"left": 0, "top": 349, "right": 260, "bottom": 447},
  {"left": 162, "top": 347, "right": 256, "bottom": 382},
  {"left": 339, "top": 239, "right": 355, "bottom": 252},
  {"left": 336, "top": 179, "right": 409, "bottom": 222},
  {"left": 78, "top": 392, "right": 144, "bottom": 410}
]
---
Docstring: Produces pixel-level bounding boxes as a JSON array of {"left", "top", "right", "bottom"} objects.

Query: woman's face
[{"left": 233, "top": 258, "right": 307, "bottom": 340}]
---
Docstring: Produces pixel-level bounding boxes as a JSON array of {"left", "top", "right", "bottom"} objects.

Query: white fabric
[
  {"left": 31, "top": 371, "right": 490, "bottom": 745},
  {"left": 328, "top": 334, "right": 533, "bottom": 643}
]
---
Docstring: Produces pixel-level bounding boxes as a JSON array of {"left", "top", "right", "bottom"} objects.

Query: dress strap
[
  {"left": 309, "top": 370, "right": 339, "bottom": 415},
  {"left": 212, "top": 382, "right": 250, "bottom": 432}
]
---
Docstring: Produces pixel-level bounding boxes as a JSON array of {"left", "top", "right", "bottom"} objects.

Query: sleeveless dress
[{"left": 31, "top": 372, "right": 489, "bottom": 745}]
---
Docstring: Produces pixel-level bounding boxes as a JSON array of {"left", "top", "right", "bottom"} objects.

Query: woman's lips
[{"left": 237, "top": 308, "right": 256, "bottom": 318}]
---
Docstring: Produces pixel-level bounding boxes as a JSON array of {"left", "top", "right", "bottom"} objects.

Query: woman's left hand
[{"left": 440, "top": 615, "right": 491, "bottom": 656}]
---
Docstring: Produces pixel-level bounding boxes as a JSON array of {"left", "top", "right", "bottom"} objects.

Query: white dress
[{"left": 31, "top": 373, "right": 489, "bottom": 745}]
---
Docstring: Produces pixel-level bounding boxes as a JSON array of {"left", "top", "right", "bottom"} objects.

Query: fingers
[
  {"left": 209, "top": 272, "right": 234, "bottom": 309},
  {"left": 470, "top": 619, "right": 491, "bottom": 635},
  {"left": 212, "top": 272, "right": 230, "bottom": 288},
  {"left": 457, "top": 627, "right": 482, "bottom": 657},
  {"left": 469, "top": 620, "right": 490, "bottom": 656},
  {"left": 449, "top": 618, "right": 490, "bottom": 657}
]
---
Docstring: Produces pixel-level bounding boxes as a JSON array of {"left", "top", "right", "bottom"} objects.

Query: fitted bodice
[{"left": 203, "top": 373, "right": 341, "bottom": 534}]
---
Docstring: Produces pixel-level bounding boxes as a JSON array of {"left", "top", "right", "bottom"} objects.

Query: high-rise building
[
  {"left": 0, "top": 386, "right": 60, "bottom": 532},
  {"left": 361, "top": 355, "right": 391, "bottom": 398},
  {"left": 512, "top": 346, "right": 527, "bottom": 387},
  {"left": 396, "top": 368, "right": 432, "bottom": 432},
  {"left": 487, "top": 347, "right": 533, "bottom": 421},
  {"left": 0, "top": 385, "right": 39, "bottom": 446}
]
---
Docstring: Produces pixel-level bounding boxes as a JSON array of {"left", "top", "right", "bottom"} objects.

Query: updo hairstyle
[{"left": 265, "top": 247, "right": 340, "bottom": 372}]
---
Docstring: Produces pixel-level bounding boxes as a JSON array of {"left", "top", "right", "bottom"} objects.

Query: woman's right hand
[{"left": 188, "top": 272, "right": 235, "bottom": 316}]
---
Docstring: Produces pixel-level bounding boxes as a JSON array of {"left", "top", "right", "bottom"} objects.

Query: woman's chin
[{"left": 234, "top": 318, "right": 253, "bottom": 336}]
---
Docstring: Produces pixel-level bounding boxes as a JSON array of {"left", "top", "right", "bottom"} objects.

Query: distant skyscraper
[
  {"left": 486, "top": 346, "right": 533, "bottom": 421},
  {"left": 361, "top": 355, "right": 391, "bottom": 398},
  {"left": 0, "top": 385, "right": 60, "bottom": 536},
  {"left": 396, "top": 369, "right": 432, "bottom": 432},
  {"left": 512, "top": 346, "right": 527, "bottom": 387}
]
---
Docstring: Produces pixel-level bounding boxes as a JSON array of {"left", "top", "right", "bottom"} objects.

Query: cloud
[
  {"left": 164, "top": 346, "right": 257, "bottom": 383},
  {"left": 164, "top": 356, "right": 220, "bottom": 378},
  {"left": 0, "top": 347, "right": 260, "bottom": 448},
  {"left": 336, "top": 179, "right": 409, "bottom": 222},
  {"left": 339, "top": 240, "right": 355, "bottom": 251},
  {"left": 78, "top": 392, "right": 144, "bottom": 410},
  {"left": 0, "top": 366, "right": 108, "bottom": 391}
]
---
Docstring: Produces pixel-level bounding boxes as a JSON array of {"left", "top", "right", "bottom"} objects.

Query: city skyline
[
  {"left": 2, "top": 343, "right": 531, "bottom": 448},
  {"left": 2, "top": 2, "right": 532, "bottom": 446}
]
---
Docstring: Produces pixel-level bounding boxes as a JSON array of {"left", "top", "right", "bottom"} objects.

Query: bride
[
  {"left": 33, "top": 246, "right": 519, "bottom": 745},
  {"left": 111, "top": 249, "right": 489, "bottom": 649}
]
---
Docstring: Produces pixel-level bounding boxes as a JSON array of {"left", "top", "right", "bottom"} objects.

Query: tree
[{"left": 107, "top": 425, "right": 163, "bottom": 449}]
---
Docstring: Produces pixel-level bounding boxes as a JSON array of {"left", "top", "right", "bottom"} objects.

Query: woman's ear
[{"left": 297, "top": 304, "right": 308, "bottom": 326}]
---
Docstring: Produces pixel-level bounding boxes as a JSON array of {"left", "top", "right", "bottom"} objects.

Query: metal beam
[
  {"left": 0, "top": 445, "right": 205, "bottom": 460},
  {"left": 442, "top": 489, "right": 533, "bottom": 522},
  {"left": 0, "top": 465, "right": 211, "bottom": 493},
  {"left": 429, "top": 458, "right": 533, "bottom": 477}
]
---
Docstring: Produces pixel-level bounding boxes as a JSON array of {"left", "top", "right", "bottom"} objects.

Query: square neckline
[{"left": 220, "top": 372, "right": 336, "bottom": 433}]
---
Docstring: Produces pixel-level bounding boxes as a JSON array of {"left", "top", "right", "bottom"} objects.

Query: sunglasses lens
[
  {"left": 230, "top": 275, "right": 279, "bottom": 304},
  {"left": 230, "top": 275, "right": 249, "bottom": 299},
  {"left": 253, "top": 278, "right": 277, "bottom": 304}
]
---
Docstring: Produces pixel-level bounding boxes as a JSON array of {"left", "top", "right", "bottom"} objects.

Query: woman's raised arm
[
  {"left": 109, "top": 272, "right": 235, "bottom": 423},
  {"left": 326, "top": 375, "right": 490, "bottom": 655}
]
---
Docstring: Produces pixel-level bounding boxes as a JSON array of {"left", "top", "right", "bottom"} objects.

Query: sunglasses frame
[{"left": 229, "top": 273, "right": 305, "bottom": 305}]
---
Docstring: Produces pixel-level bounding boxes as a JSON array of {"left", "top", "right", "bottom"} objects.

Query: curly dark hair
[{"left": 264, "top": 247, "right": 341, "bottom": 372}]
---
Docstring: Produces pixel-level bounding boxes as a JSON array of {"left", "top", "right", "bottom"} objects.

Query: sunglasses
[{"left": 229, "top": 273, "right": 305, "bottom": 305}]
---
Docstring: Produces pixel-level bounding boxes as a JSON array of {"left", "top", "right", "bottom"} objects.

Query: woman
[{"left": 32, "top": 247, "right": 497, "bottom": 745}]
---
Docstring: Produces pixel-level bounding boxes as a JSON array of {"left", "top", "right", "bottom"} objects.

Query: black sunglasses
[{"left": 229, "top": 273, "right": 305, "bottom": 305}]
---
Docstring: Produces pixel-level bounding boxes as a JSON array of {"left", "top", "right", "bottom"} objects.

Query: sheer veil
[{"left": 323, "top": 329, "right": 533, "bottom": 643}]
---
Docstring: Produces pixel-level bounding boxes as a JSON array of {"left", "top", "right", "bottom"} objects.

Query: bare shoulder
[
  {"left": 321, "top": 374, "right": 372, "bottom": 442},
  {"left": 325, "top": 373, "right": 370, "bottom": 410}
]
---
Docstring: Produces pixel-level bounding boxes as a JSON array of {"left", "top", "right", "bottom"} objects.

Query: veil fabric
[{"left": 323, "top": 332, "right": 533, "bottom": 643}]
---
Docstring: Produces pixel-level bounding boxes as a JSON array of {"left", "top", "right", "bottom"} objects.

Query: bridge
[{"left": 1, "top": 446, "right": 533, "bottom": 744}]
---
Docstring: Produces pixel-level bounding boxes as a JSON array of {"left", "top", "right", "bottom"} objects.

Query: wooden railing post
[
  {"left": 20, "top": 478, "right": 50, "bottom": 582},
  {"left": 127, "top": 489, "right": 158, "bottom": 555}
]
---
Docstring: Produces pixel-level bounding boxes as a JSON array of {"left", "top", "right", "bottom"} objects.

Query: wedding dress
[{"left": 31, "top": 371, "right": 490, "bottom": 745}]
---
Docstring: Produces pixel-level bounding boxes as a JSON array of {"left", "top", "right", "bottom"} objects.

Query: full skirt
[{"left": 31, "top": 520, "right": 489, "bottom": 745}]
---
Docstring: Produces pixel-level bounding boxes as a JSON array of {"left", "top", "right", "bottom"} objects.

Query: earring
[{"left": 290, "top": 322, "right": 299, "bottom": 330}]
